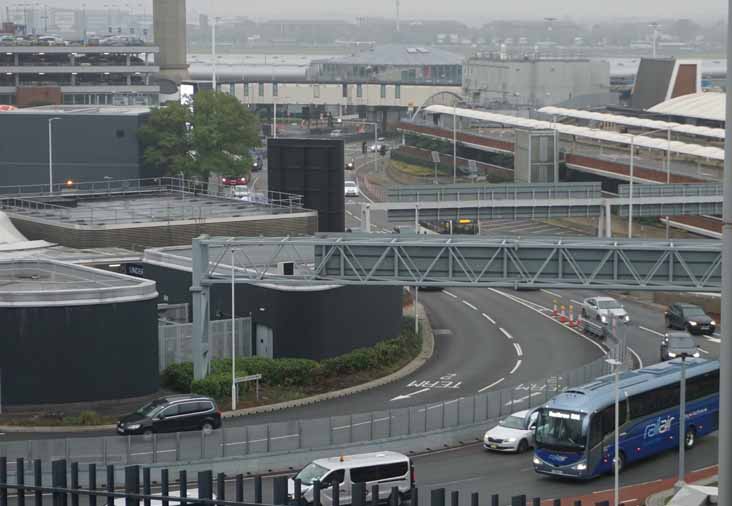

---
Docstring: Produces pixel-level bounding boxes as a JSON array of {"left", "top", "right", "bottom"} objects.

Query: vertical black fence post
[
  {"left": 490, "top": 494, "right": 499, "bottom": 506},
  {"left": 331, "top": 481, "right": 340, "bottom": 506},
  {"left": 471, "top": 492, "right": 479, "bottom": 506},
  {"left": 430, "top": 488, "right": 445, "bottom": 506},
  {"left": 235, "top": 475, "right": 244, "bottom": 503},
  {"left": 197, "top": 471, "right": 213, "bottom": 503},
  {"left": 179, "top": 470, "right": 188, "bottom": 506},
  {"left": 574, "top": 501, "right": 581, "bottom": 506},
  {"left": 450, "top": 491, "right": 458, "bottom": 506},
  {"left": 106, "top": 465, "right": 115, "bottom": 506},
  {"left": 596, "top": 501, "right": 610, "bottom": 506},
  {"left": 273, "top": 476, "right": 288, "bottom": 506},
  {"left": 532, "top": 498, "right": 541, "bottom": 506},
  {"left": 70, "top": 462, "right": 79, "bottom": 506},
  {"left": 16, "top": 458, "right": 25, "bottom": 506},
  {"left": 411, "top": 485, "right": 418, "bottom": 506},
  {"left": 511, "top": 496, "right": 526, "bottom": 506},
  {"left": 125, "top": 465, "right": 140, "bottom": 506},
  {"left": 352, "top": 482, "right": 365, "bottom": 506},
  {"left": 143, "top": 468, "right": 151, "bottom": 506},
  {"left": 0, "top": 457, "right": 7, "bottom": 506},
  {"left": 88, "top": 464, "right": 97, "bottom": 506},
  {"left": 390, "top": 487, "right": 399, "bottom": 506},
  {"left": 294, "top": 479, "right": 302, "bottom": 506},
  {"left": 312, "top": 480, "right": 321, "bottom": 506},
  {"left": 52, "top": 460, "right": 68, "bottom": 506},
  {"left": 370, "top": 484, "right": 379, "bottom": 506},
  {"left": 33, "top": 460, "right": 42, "bottom": 506},
  {"left": 216, "top": 473, "right": 225, "bottom": 503},
  {"left": 254, "top": 475, "right": 263, "bottom": 504},
  {"left": 160, "top": 469, "right": 169, "bottom": 506},
  {"left": 553, "top": 500, "right": 561, "bottom": 506}
]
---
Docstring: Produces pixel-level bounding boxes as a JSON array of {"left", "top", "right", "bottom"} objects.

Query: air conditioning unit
[{"left": 277, "top": 261, "right": 295, "bottom": 276}]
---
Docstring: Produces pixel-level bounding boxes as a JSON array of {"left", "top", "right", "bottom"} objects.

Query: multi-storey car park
[{"left": 0, "top": 42, "right": 160, "bottom": 106}]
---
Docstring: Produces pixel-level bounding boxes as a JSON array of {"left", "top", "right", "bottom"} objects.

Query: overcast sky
[{"left": 8, "top": 0, "right": 729, "bottom": 24}]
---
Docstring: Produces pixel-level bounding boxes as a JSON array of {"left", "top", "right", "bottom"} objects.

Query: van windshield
[{"left": 296, "top": 463, "right": 329, "bottom": 485}]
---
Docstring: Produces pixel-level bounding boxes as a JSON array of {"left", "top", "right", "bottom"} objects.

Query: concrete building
[
  {"left": 153, "top": 0, "right": 189, "bottom": 85},
  {"left": 0, "top": 42, "right": 159, "bottom": 106},
  {"left": 464, "top": 56, "right": 611, "bottom": 109}
]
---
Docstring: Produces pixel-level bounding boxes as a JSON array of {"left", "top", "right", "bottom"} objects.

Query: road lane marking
[
  {"left": 499, "top": 327, "right": 514, "bottom": 340},
  {"left": 541, "top": 289, "right": 562, "bottom": 298},
  {"left": 432, "top": 329, "right": 453, "bottom": 336},
  {"left": 509, "top": 359, "right": 522, "bottom": 374},
  {"left": 391, "top": 387, "right": 431, "bottom": 402},
  {"left": 462, "top": 300, "right": 478, "bottom": 311},
  {"left": 570, "top": 299, "right": 583, "bottom": 306},
  {"left": 482, "top": 313, "right": 496, "bottom": 324},
  {"left": 639, "top": 326, "right": 665, "bottom": 337},
  {"left": 443, "top": 290, "right": 458, "bottom": 299},
  {"left": 705, "top": 335, "right": 721, "bottom": 343},
  {"left": 698, "top": 347, "right": 710, "bottom": 354},
  {"left": 505, "top": 391, "right": 542, "bottom": 406},
  {"left": 478, "top": 377, "right": 505, "bottom": 393},
  {"left": 514, "top": 343, "right": 523, "bottom": 357}
]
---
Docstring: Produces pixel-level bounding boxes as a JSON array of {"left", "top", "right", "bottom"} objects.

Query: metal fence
[
  {"left": 158, "top": 318, "right": 253, "bottom": 371},
  {"left": 0, "top": 358, "right": 610, "bottom": 468},
  {"left": 385, "top": 183, "right": 602, "bottom": 204},
  {"left": 0, "top": 458, "right": 627, "bottom": 506}
]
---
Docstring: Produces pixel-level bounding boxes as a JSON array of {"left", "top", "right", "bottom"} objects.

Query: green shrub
[
  {"left": 191, "top": 373, "right": 230, "bottom": 399},
  {"left": 210, "top": 356, "right": 320, "bottom": 387},
  {"left": 161, "top": 362, "right": 194, "bottom": 392},
  {"left": 78, "top": 411, "right": 102, "bottom": 426}
]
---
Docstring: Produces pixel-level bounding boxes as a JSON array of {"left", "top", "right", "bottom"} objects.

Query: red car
[{"left": 221, "top": 176, "right": 247, "bottom": 186}]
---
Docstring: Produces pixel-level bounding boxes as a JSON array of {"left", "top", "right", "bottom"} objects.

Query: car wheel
[
  {"left": 684, "top": 427, "right": 696, "bottom": 449},
  {"left": 202, "top": 421, "right": 214, "bottom": 435},
  {"left": 517, "top": 439, "right": 529, "bottom": 453}
]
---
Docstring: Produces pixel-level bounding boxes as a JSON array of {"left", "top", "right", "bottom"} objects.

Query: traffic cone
[
  {"left": 553, "top": 300, "right": 558, "bottom": 317},
  {"left": 560, "top": 305, "right": 567, "bottom": 323},
  {"left": 569, "top": 305, "right": 577, "bottom": 327}
]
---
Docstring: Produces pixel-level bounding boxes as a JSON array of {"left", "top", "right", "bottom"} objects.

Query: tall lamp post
[
  {"left": 667, "top": 333, "right": 701, "bottom": 491},
  {"left": 48, "top": 117, "right": 61, "bottom": 194},
  {"left": 606, "top": 356, "right": 623, "bottom": 506}
]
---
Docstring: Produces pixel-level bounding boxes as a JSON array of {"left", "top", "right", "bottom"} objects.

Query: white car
[
  {"left": 233, "top": 184, "right": 250, "bottom": 200},
  {"left": 581, "top": 296, "right": 630, "bottom": 324},
  {"left": 483, "top": 409, "right": 539, "bottom": 453},
  {"left": 370, "top": 137, "right": 387, "bottom": 152},
  {"left": 344, "top": 180, "right": 360, "bottom": 197}
]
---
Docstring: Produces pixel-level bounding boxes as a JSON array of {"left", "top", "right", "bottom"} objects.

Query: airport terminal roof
[
  {"left": 648, "top": 92, "right": 725, "bottom": 123},
  {"left": 313, "top": 44, "right": 463, "bottom": 66},
  {"left": 2, "top": 105, "right": 151, "bottom": 116},
  {"left": 425, "top": 105, "right": 725, "bottom": 161},
  {"left": 538, "top": 106, "right": 725, "bottom": 140}
]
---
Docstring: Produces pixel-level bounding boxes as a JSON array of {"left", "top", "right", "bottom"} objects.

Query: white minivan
[{"left": 288, "top": 452, "right": 414, "bottom": 505}]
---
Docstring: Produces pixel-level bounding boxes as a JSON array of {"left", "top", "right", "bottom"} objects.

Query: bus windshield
[{"left": 535, "top": 409, "right": 586, "bottom": 451}]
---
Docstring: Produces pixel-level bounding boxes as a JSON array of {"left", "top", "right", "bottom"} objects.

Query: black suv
[
  {"left": 665, "top": 303, "right": 716, "bottom": 335},
  {"left": 117, "top": 395, "right": 222, "bottom": 436}
]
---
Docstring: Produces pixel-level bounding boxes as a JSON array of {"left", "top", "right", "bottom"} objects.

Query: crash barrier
[
  {"left": 0, "top": 458, "right": 633, "bottom": 506},
  {"left": 0, "top": 358, "right": 610, "bottom": 474}
]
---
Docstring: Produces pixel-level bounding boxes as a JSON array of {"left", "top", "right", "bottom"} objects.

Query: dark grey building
[{"left": 0, "top": 105, "right": 158, "bottom": 189}]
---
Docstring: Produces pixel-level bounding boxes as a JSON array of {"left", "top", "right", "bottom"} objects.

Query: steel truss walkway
[{"left": 188, "top": 234, "right": 721, "bottom": 377}]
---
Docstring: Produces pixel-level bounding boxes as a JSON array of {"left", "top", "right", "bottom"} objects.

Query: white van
[{"left": 288, "top": 452, "right": 414, "bottom": 506}]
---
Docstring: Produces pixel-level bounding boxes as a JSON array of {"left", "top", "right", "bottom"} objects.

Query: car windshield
[
  {"left": 499, "top": 415, "right": 525, "bottom": 430},
  {"left": 684, "top": 307, "right": 706, "bottom": 316},
  {"left": 345, "top": 182, "right": 357, "bottom": 187},
  {"left": 296, "top": 463, "right": 329, "bottom": 485},
  {"left": 535, "top": 409, "right": 586, "bottom": 451},
  {"left": 135, "top": 400, "right": 166, "bottom": 417},
  {"left": 597, "top": 299, "right": 622, "bottom": 309}
]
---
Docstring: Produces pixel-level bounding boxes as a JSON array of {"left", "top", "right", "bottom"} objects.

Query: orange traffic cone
[
  {"left": 560, "top": 305, "right": 567, "bottom": 323},
  {"left": 569, "top": 305, "right": 577, "bottom": 327},
  {"left": 553, "top": 300, "right": 558, "bottom": 317}
]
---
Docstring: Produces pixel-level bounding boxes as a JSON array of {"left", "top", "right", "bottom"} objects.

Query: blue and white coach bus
[{"left": 532, "top": 358, "right": 719, "bottom": 479}]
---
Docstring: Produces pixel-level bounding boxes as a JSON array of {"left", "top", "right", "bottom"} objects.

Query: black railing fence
[{"left": 0, "top": 458, "right": 629, "bottom": 506}]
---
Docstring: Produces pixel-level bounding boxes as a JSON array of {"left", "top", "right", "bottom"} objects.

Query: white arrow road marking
[
  {"left": 391, "top": 387, "right": 431, "bottom": 402},
  {"left": 509, "top": 359, "right": 522, "bottom": 374},
  {"left": 478, "top": 377, "right": 505, "bottom": 393},
  {"left": 482, "top": 313, "right": 496, "bottom": 324}
]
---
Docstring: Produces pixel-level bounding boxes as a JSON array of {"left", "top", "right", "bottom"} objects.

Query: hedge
[{"left": 162, "top": 317, "right": 421, "bottom": 401}]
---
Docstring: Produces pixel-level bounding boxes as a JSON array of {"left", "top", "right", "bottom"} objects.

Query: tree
[{"left": 138, "top": 91, "right": 260, "bottom": 179}]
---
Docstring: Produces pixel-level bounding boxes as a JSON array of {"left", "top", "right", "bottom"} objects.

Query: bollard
[
  {"left": 312, "top": 481, "right": 321, "bottom": 506},
  {"left": 411, "top": 485, "right": 418, "bottom": 506},
  {"left": 352, "top": 482, "right": 366, "bottom": 506},
  {"left": 532, "top": 498, "right": 541, "bottom": 506},
  {"left": 273, "top": 476, "right": 289, "bottom": 506},
  {"left": 332, "top": 481, "right": 340, "bottom": 506},
  {"left": 511, "top": 495, "right": 526, "bottom": 506},
  {"left": 390, "top": 487, "right": 399, "bottom": 506},
  {"left": 0, "top": 457, "right": 6, "bottom": 506},
  {"left": 294, "top": 479, "right": 302, "bottom": 506},
  {"left": 70, "top": 463, "right": 79, "bottom": 506},
  {"left": 106, "top": 465, "right": 115, "bottom": 506},
  {"left": 450, "top": 491, "right": 458, "bottom": 506},
  {"left": 595, "top": 501, "right": 610, "bottom": 506},
  {"left": 235, "top": 475, "right": 244, "bottom": 503},
  {"left": 52, "top": 460, "right": 67, "bottom": 506},
  {"left": 490, "top": 494, "right": 499, "bottom": 506},
  {"left": 16, "top": 458, "right": 24, "bottom": 506},
  {"left": 179, "top": 471, "right": 188, "bottom": 506},
  {"left": 553, "top": 500, "right": 561, "bottom": 506},
  {"left": 371, "top": 485, "right": 380, "bottom": 506},
  {"left": 143, "top": 469, "right": 151, "bottom": 506},
  {"left": 160, "top": 470, "right": 169, "bottom": 506},
  {"left": 124, "top": 465, "right": 140, "bottom": 506},
  {"left": 430, "top": 488, "right": 445, "bottom": 506},
  {"left": 216, "top": 473, "right": 225, "bottom": 502},
  {"left": 470, "top": 493, "right": 479, "bottom": 506},
  {"left": 88, "top": 463, "right": 97, "bottom": 506},
  {"left": 574, "top": 501, "right": 581, "bottom": 506}
]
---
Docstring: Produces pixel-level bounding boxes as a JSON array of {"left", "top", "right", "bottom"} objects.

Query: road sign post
[
  {"left": 234, "top": 374, "right": 262, "bottom": 401},
  {"left": 431, "top": 151, "right": 441, "bottom": 185}
]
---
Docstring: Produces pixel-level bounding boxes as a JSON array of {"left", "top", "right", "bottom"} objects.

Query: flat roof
[
  {"left": 313, "top": 44, "right": 463, "bottom": 67},
  {"left": 0, "top": 258, "right": 157, "bottom": 307},
  {"left": 2, "top": 105, "right": 151, "bottom": 116},
  {"left": 0, "top": 45, "right": 159, "bottom": 54}
]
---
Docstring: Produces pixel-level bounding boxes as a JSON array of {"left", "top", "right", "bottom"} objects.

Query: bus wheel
[
  {"left": 614, "top": 451, "right": 625, "bottom": 473},
  {"left": 685, "top": 427, "right": 696, "bottom": 449}
]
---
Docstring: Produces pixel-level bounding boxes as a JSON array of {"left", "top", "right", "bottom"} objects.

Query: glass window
[
  {"left": 321, "top": 470, "right": 345, "bottom": 487},
  {"left": 273, "top": 82, "right": 278, "bottom": 97},
  {"left": 313, "top": 84, "right": 320, "bottom": 98},
  {"left": 177, "top": 402, "right": 199, "bottom": 415},
  {"left": 597, "top": 299, "right": 622, "bottom": 310},
  {"left": 342, "top": 83, "right": 348, "bottom": 98},
  {"left": 243, "top": 83, "right": 249, "bottom": 96},
  {"left": 379, "top": 463, "right": 408, "bottom": 480},
  {"left": 258, "top": 83, "right": 264, "bottom": 97},
  {"left": 161, "top": 404, "right": 180, "bottom": 417},
  {"left": 229, "top": 83, "right": 235, "bottom": 95},
  {"left": 535, "top": 409, "right": 586, "bottom": 451},
  {"left": 135, "top": 399, "right": 167, "bottom": 417},
  {"left": 395, "top": 84, "right": 401, "bottom": 99},
  {"left": 499, "top": 415, "right": 525, "bottom": 430},
  {"left": 380, "top": 84, "right": 386, "bottom": 98},
  {"left": 350, "top": 465, "right": 381, "bottom": 483},
  {"left": 295, "top": 464, "right": 328, "bottom": 485},
  {"left": 356, "top": 84, "right": 362, "bottom": 98}
]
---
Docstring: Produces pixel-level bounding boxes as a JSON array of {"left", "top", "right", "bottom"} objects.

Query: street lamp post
[
  {"left": 48, "top": 117, "right": 61, "bottom": 194},
  {"left": 606, "top": 356, "right": 623, "bottom": 506},
  {"left": 211, "top": 15, "right": 217, "bottom": 92},
  {"left": 627, "top": 136, "right": 635, "bottom": 238},
  {"left": 452, "top": 104, "right": 457, "bottom": 184},
  {"left": 230, "top": 248, "right": 237, "bottom": 411}
]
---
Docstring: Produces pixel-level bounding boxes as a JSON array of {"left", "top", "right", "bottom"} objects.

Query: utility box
[{"left": 513, "top": 129, "right": 558, "bottom": 184}]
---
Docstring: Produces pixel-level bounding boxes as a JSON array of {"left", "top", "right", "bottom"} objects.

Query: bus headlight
[
  {"left": 533, "top": 456, "right": 541, "bottom": 465},
  {"left": 574, "top": 463, "right": 587, "bottom": 471}
]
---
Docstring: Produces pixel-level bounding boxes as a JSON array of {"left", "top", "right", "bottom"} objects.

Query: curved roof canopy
[{"left": 648, "top": 92, "right": 725, "bottom": 123}]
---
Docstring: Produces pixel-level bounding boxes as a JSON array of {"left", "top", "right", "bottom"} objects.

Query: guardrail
[
  {"left": 385, "top": 182, "right": 602, "bottom": 204},
  {"left": 0, "top": 358, "right": 610, "bottom": 469}
]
